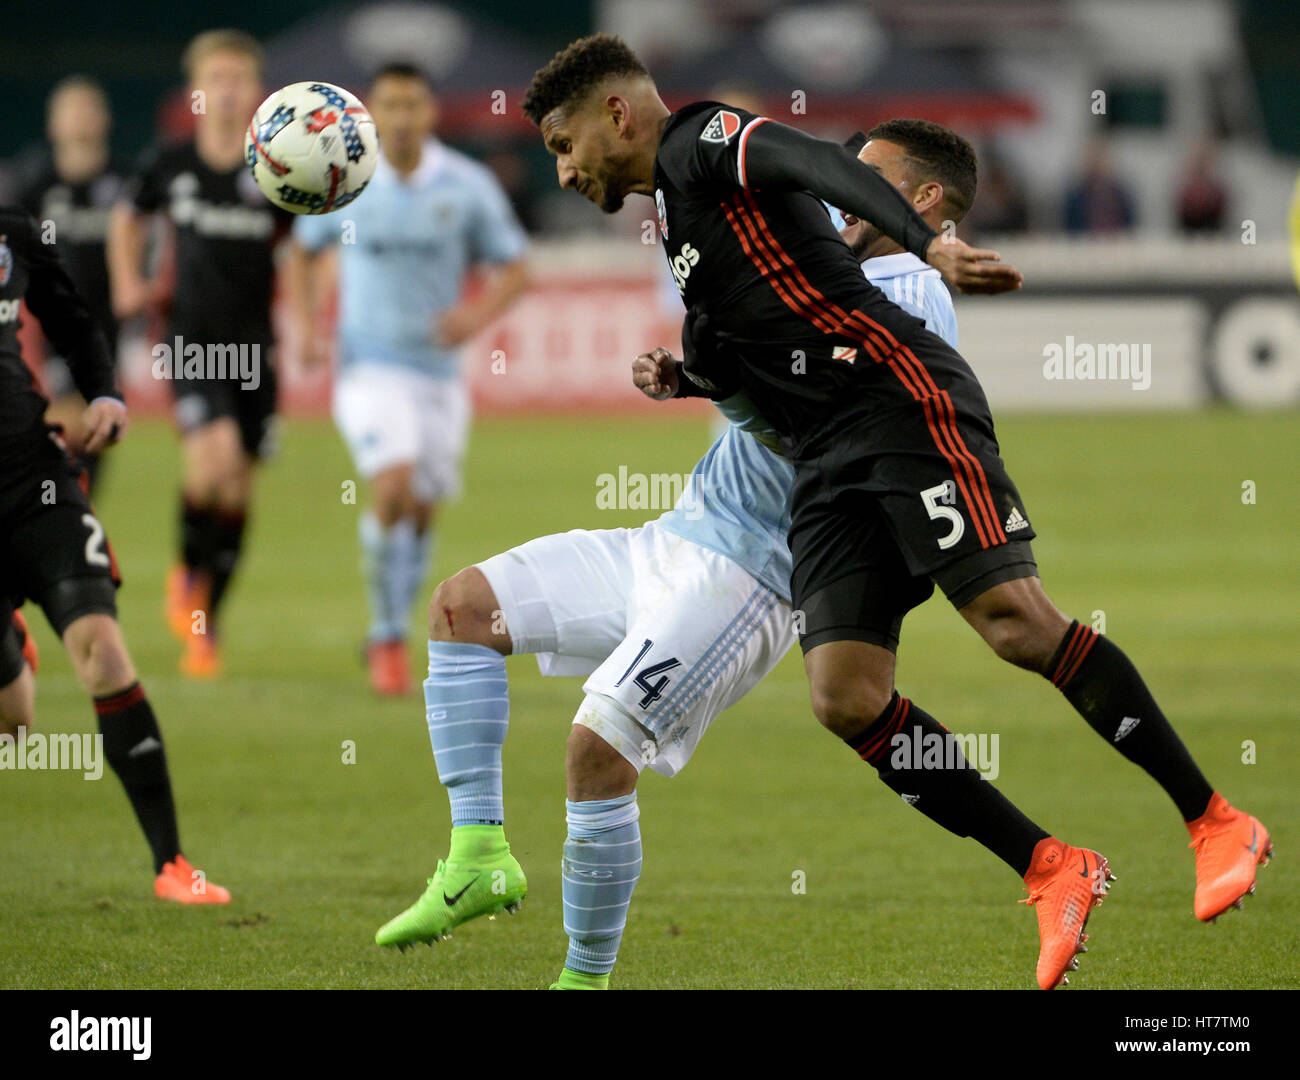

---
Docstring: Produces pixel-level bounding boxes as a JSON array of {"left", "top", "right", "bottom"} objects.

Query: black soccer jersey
[
  {"left": 654, "top": 102, "right": 933, "bottom": 457},
  {"left": 19, "top": 159, "right": 127, "bottom": 340},
  {"left": 124, "top": 140, "right": 292, "bottom": 346},
  {"left": 0, "top": 208, "right": 117, "bottom": 449}
]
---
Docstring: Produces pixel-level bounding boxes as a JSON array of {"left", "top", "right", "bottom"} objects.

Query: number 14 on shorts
[{"left": 614, "top": 638, "right": 682, "bottom": 709}]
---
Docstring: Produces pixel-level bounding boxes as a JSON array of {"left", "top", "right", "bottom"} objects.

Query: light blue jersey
[
  {"left": 656, "top": 252, "right": 957, "bottom": 601},
  {"left": 294, "top": 139, "right": 526, "bottom": 379}
]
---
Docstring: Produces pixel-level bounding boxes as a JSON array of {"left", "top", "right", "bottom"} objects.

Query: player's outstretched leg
[
  {"left": 808, "top": 641, "right": 1112, "bottom": 989},
  {"left": 550, "top": 721, "right": 640, "bottom": 991},
  {"left": 61, "top": 611, "right": 229, "bottom": 902},
  {"left": 375, "top": 569, "right": 525, "bottom": 949},
  {"left": 960, "top": 576, "right": 1271, "bottom": 921}
]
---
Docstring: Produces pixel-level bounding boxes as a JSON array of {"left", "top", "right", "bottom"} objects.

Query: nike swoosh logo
[
  {"left": 444, "top": 875, "right": 480, "bottom": 906},
  {"left": 1246, "top": 825, "right": 1258, "bottom": 855},
  {"left": 1078, "top": 852, "right": 1090, "bottom": 878}
]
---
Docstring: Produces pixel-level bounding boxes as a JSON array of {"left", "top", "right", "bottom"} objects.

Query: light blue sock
[
  {"left": 562, "top": 793, "right": 642, "bottom": 976},
  {"left": 392, "top": 522, "right": 432, "bottom": 636},
  {"left": 425, "top": 640, "right": 508, "bottom": 826},
  {"left": 359, "top": 512, "right": 403, "bottom": 642}
]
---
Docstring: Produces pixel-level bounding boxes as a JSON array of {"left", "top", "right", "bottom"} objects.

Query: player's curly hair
[
  {"left": 522, "top": 33, "right": 650, "bottom": 126},
  {"left": 866, "top": 119, "right": 978, "bottom": 219}
]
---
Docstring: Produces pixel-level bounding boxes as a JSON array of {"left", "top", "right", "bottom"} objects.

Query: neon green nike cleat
[
  {"left": 549, "top": 968, "right": 610, "bottom": 990},
  {"left": 376, "top": 829, "right": 527, "bottom": 949}
]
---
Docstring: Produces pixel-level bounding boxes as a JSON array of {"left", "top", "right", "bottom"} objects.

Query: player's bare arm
[
  {"left": 105, "top": 202, "right": 154, "bottom": 320},
  {"left": 282, "top": 239, "right": 336, "bottom": 370},
  {"left": 434, "top": 256, "right": 531, "bottom": 347}
]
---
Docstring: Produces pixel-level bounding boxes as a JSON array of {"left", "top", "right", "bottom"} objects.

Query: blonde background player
[{"left": 109, "top": 30, "right": 293, "bottom": 678}]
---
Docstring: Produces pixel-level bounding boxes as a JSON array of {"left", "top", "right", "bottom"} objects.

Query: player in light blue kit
[
  {"left": 373, "top": 120, "right": 967, "bottom": 989},
  {"left": 288, "top": 62, "right": 530, "bottom": 695}
]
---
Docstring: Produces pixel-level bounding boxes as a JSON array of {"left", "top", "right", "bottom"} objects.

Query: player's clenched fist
[
  {"left": 924, "top": 235, "right": 1023, "bottom": 295},
  {"left": 81, "top": 397, "right": 128, "bottom": 452},
  {"left": 632, "top": 347, "right": 679, "bottom": 400}
]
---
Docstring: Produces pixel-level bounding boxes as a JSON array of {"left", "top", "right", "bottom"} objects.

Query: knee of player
[
  {"left": 427, "top": 568, "right": 501, "bottom": 647},
  {"left": 65, "top": 615, "right": 135, "bottom": 695},
  {"left": 810, "top": 680, "right": 892, "bottom": 738},
  {"left": 982, "top": 615, "right": 1053, "bottom": 672},
  {"left": 566, "top": 719, "right": 638, "bottom": 800}
]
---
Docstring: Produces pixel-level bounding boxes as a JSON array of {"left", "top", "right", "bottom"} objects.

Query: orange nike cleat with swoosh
[
  {"left": 1021, "top": 837, "right": 1114, "bottom": 990},
  {"left": 1187, "top": 792, "right": 1272, "bottom": 922}
]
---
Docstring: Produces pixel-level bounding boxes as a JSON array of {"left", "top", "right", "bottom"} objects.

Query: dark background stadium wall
[{"left": 1, "top": 0, "right": 593, "bottom": 170}]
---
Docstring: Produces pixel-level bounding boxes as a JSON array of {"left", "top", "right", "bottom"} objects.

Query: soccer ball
[{"left": 244, "top": 81, "right": 379, "bottom": 215}]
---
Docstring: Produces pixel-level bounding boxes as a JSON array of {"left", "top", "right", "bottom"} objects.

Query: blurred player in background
[
  {"left": 20, "top": 75, "right": 127, "bottom": 491},
  {"left": 0, "top": 207, "right": 229, "bottom": 903},
  {"left": 287, "top": 63, "right": 529, "bottom": 696},
  {"left": 108, "top": 29, "right": 292, "bottom": 679}
]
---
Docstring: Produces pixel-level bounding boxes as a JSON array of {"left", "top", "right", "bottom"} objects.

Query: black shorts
[
  {"left": 0, "top": 430, "right": 119, "bottom": 645},
  {"left": 789, "top": 329, "right": 1038, "bottom": 652},
  {"left": 170, "top": 346, "right": 278, "bottom": 459}
]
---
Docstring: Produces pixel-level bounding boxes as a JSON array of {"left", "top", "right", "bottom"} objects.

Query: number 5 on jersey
[{"left": 920, "top": 481, "right": 964, "bottom": 550}]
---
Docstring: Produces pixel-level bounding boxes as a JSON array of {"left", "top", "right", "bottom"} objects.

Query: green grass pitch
[{"left": 1, "top": 410, "right": 1295, "bottom": 989}]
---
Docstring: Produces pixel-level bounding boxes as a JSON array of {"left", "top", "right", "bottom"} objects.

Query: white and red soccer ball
[{"left": 244, "top": 81, "right": 379, "bottom": 215}]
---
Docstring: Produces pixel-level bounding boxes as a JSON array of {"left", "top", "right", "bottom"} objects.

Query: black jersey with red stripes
[
  {"left": 123, "top": 140, "right": 293, "bottom": 347},
  {"left": 0, "top": 208, "right": 117, "bottom": 452},
  {"left": 654, "top": 102, "right": 938, "bottom": 457}
]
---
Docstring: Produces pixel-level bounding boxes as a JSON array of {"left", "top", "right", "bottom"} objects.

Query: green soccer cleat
[
  {"left": 549, "top": 968, "right": 610, "bottom": 990},
  {"left": 376, "top": 829, "right": 527, "bottom": 950}
]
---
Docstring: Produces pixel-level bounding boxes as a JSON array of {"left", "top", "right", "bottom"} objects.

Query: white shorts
[
  {"left": 332, "top": 364, "right": 470, "bottom": 503},
  {"left": 476, "top": 520, "right": 796, "bottom": 778}
]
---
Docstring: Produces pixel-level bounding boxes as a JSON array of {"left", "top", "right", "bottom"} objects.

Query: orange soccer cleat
[
  {"left": 11, "top": 610, "right": 38, "bottom": 674},
  {"left": 180, "top": 633, "right": 222, "bottom": 680},
  {"left": 1021, "top": 837, "right": 1114, "bottom": 990},
  {"left": 154, "top": 854, "right": 231, "bottom": 904},
  {"left": 165, "top": 566, "right": 210, "bottom": 642},
  {"left": 1187, "top": 792, "right": 1272, "bottom": 922},
  {"left": 367, "top": 638, "right": 412, "bottom": 696}
]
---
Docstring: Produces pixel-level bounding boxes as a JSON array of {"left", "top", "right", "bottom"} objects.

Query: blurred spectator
[
  {"left": 963, "top": 146, "right": 1029, "bottom": 235},
  {"left": 1175, "top": 140, "right": 1230, "bottom": 233},
  {"left": 1063, "top": 139, "right": 1136, "bottom": 234}
]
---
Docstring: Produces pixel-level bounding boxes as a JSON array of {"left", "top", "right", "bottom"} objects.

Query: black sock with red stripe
[
  {"left": 846, "top": 692, "right": 1048, "bottom": 876},
  {"left": 94, "top": 682, "right": 181, "bottom": 874},
  {"left": 1048, "top": 620, "right": 1214, "bottom": 821},
  {"left": 206, "top": 508, "right": 247, "bottom": 621}
]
